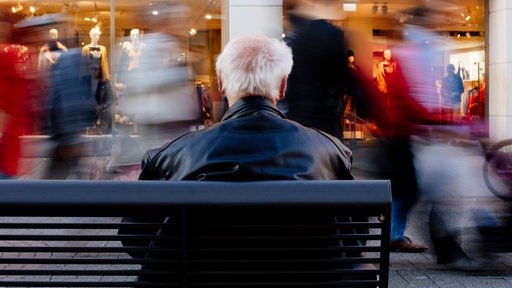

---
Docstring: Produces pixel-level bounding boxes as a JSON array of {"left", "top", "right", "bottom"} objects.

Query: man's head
[
  {"left": 49, "top": 29, "right": 58, "bottom": 40},
  {"left": 215, "top": 35, "right": 293, "bottom": 106}
]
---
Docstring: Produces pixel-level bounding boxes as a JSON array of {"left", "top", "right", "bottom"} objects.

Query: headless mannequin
[
  {"left": 81, "top": 27, "right": 109, "bottom": 81},
  {"left": 38, "top": 28, "right": 67, "bottom": 71}
]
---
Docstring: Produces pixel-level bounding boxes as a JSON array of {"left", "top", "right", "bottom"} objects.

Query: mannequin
[
  {"left": 347, "top": 50, "right": 359, "bottom": 72},
  {"left": 86, "top": 60, "right": 115, "bottom": 134},
  {"left": 81, "top": 27, "right": 109, "bottom": 81},
  {"left": 376, "top": 49, "right": 397, "bottom": 106},
  {"left": 38, "top": 28, "right": 68, "bottom": 71},
  {"left": 121, "top": 28, "right": 145, "bottom": 72}
]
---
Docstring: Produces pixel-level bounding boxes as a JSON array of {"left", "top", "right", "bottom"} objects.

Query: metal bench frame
[{"left": 0, "top": 180, "right": 391, "bottom": 287}]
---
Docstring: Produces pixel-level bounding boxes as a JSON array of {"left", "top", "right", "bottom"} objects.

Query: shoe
[
  {"left": 390, "top": 236, "right": 428, "bottom": 252},
  {"left": 439, "top": 257, "right": 482, "bottom": 271}
]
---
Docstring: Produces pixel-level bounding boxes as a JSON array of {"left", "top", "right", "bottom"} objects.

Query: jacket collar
[{"left": 221, "top": 96, "right": 286, "bottom": 121}]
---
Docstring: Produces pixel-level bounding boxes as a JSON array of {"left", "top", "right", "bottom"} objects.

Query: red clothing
[
  {"left": 467, "top": 80, "right": 485, "bottom": 119},
  {"left": 0, "top": 44, "right": 36, "bottom": 176}
]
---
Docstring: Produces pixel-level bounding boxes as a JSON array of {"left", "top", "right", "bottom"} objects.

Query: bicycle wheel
[{"left": 483, "top": 139, "right": 512, "bottom": 201}]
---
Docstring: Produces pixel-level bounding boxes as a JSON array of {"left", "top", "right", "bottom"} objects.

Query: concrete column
[
  {"left": 212, "top": 0, "right": 283, "bottom": 121},
  {"left": 221, "top": 0, "right": 283, "bottom": 46},
  {"left": 488, "top": 0, "right": 512, "bottom": 141}
]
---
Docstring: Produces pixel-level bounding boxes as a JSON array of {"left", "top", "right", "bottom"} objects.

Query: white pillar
[
  {"left": 221, "top": 0, "right": 283, "bottom": 46},
  {"left": 212, "top": 0, "right": 283, "bottom": 121},
  {"left": 488, "top": 0, "right": 512, "bottom": 141}
]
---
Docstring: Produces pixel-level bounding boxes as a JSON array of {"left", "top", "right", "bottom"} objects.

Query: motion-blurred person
[
  {"left": 355, "top": 6, "right": 482, "bottom": 268},
  {"left": 0, "top": 21, "right": 37, "bottom": 179},
  {"left": 43, "top": 48, "right": 96, "bottom": 179},
  {"left": 393, "top": 7, "right": 481, "bottom": 267},
  {"left": 12, "top": 14, "right": 72, "bottom": 135},
  {"left": 118, "top": 4, "right": 199, "bottom": 165},
  {"left": 284, "top": 0, "right": 348, "bottom": 141},
  {"left": 353, "top": 9, "right": 449, "bottom": 254},
  {"left": 441, "top": 64, "right": 464, "bottom": 122}
]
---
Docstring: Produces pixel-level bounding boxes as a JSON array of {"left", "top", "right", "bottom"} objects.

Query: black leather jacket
[{"left": 139, "top": 96, "right": 353, "bottom": 181}]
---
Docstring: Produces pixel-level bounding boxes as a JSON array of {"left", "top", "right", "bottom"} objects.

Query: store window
[
  {"left": 1, "top": 0, "right": 223, "bottom": 133},
  {"left": 281, "top": 0, "right": 487, "bottom": 140}
]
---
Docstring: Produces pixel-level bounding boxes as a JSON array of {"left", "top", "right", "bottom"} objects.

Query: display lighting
[
  {"left": 85, "top": 12, "right": 100, "bottom": 23},
  {"left": 11, "top": 3, "right": 23, "bottom": 13},
  {"left": 342, "top": 1, "right": 357, "bottom": 12}
]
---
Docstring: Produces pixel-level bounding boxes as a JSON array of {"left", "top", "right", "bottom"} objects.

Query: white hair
[{"left": 216, "top": 35, "right": 293, "bottom": 102}]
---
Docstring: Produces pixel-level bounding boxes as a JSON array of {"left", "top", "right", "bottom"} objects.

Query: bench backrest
[{"left": 0, "top": 180, "right": 391, "bottom": 287}]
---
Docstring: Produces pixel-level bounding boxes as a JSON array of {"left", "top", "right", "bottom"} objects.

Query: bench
[{"left": 0, "top": 180, "right": 391, "bottom": 287}]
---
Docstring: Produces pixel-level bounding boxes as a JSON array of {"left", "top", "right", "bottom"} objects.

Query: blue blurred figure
[{"left": 44, "top": 48, "right": 96, "bottom": 179}]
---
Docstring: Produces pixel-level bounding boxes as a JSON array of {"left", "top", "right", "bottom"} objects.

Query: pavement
[
  {"left": 9, "top": 135, "right": 512, "bottom": 287},
  {"left": 351, "top": 138, "right": 512, "bottom": 288}
]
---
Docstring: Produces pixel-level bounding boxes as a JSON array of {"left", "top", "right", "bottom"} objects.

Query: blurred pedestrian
[
  {"left": 119, "top": 4, "right": 199, "bottom": 162},
  {"left": 44, "top": 47, "right": 96, "bottom": 179},
  {"left": 353, "top": 6, "right": 483, "bottom": 268},
  {"left": 0, "top": 21, "right": 36, "bottom": 179},
  {"left": 12, "top": 13, "right": 72, "bottom": 135},
  {"left": 284, "top": 0, "right": 348, "bottom": 141}
]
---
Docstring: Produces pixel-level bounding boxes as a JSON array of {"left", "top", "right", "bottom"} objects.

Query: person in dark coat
[
  {"left": 44, "top": 48, "right": 96, "bottom": 179},
  {"left": 121, "top": 34, "right": 355, "bottom": 284},
  {"left": 284, "top": 1, "right": 348, "bottom": 141}
]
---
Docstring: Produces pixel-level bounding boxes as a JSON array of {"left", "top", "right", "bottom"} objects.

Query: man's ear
[
  {"left": 218, "top": 78, "right": 225, "bottom": 94},
  {"left": 278, "top": 77, "right": 287, "bottom": 100}
]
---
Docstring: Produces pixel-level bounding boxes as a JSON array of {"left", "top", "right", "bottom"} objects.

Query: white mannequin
[
  {"left": 81, "top": 27, "right": 109, "bottom": 80},
  {"left": 38, "top": 28, "right": 68, "bottom": 71},
  {"left": 88, "top": 27, "right": 102, "bottom": 59},
  {"left": 49, "top": 28, "right": 58, "bottom": 41},
  {"left": 122, "top": 28, "right": 145, "bottom": 72}
]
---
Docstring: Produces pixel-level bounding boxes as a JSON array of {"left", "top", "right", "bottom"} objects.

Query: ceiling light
[
  {"left": 11, "top": 3, "right": 23, "bottom": 13},
  {"left": 205, "top": 14, "right": 212, "bottom": 20},
  {"left": 152, "top": 10, "right": 159, "bottom": 15},
  {"left": 343, "top": 3, "right": 357, "bottom": 12}
]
